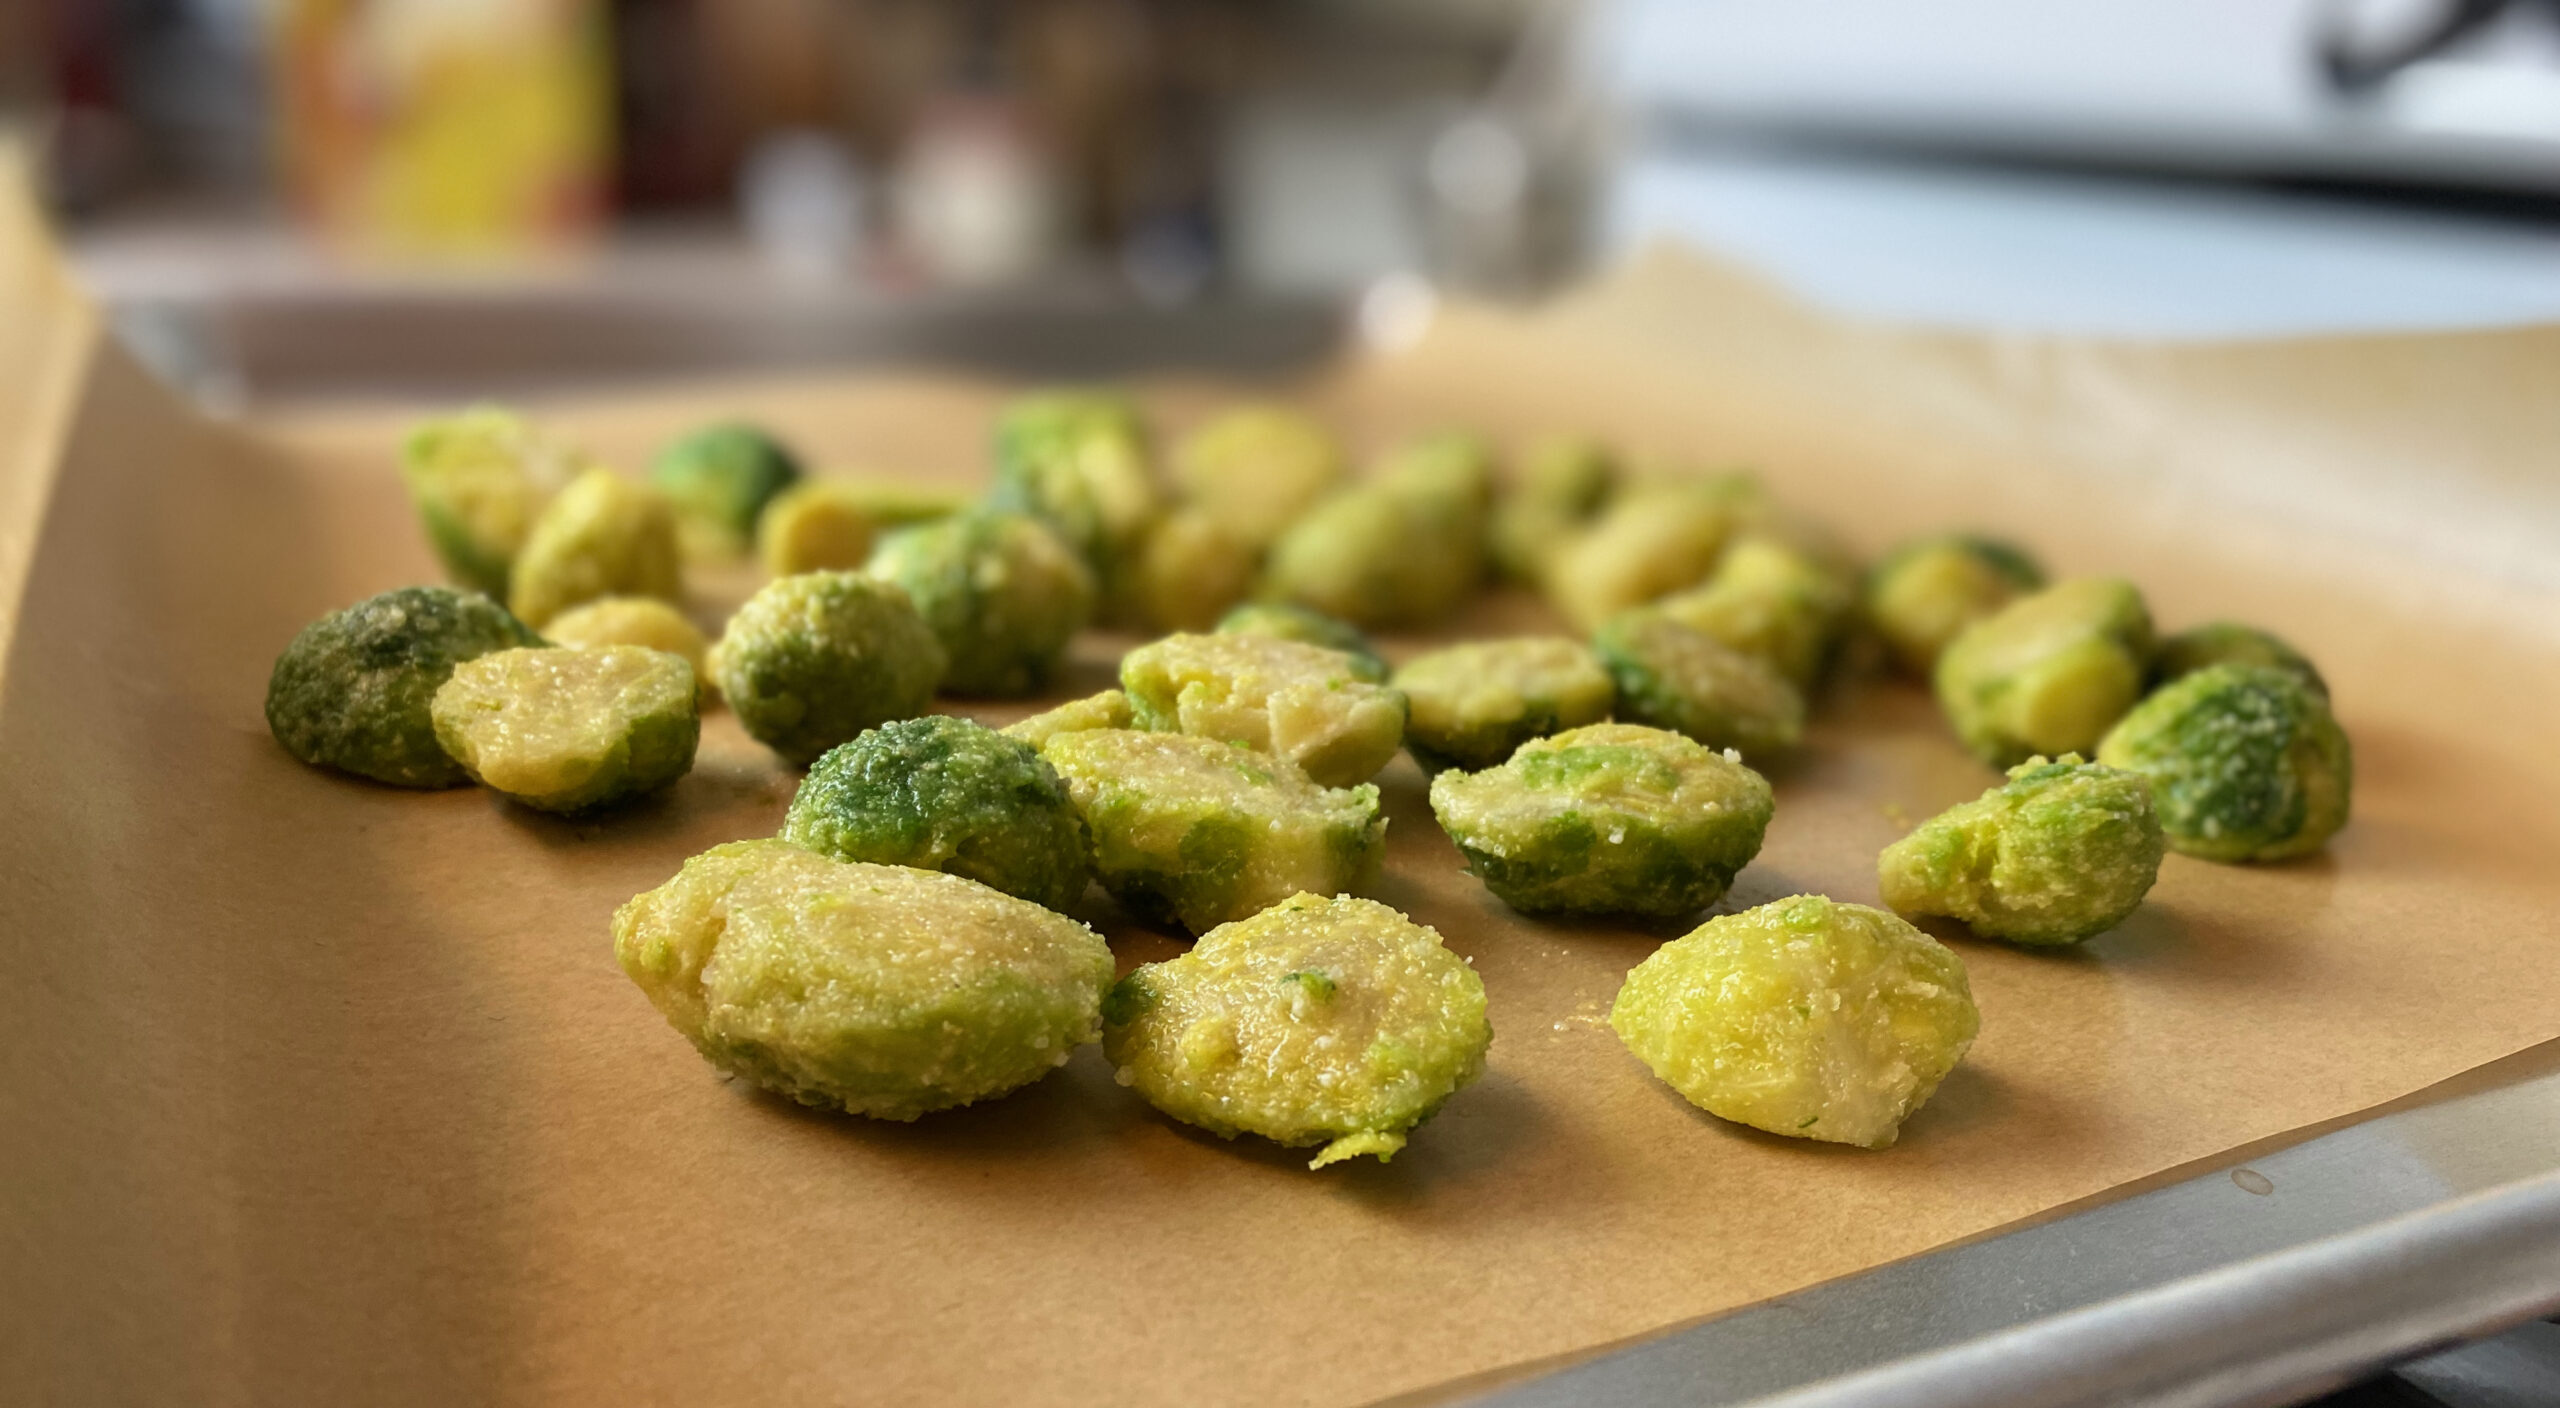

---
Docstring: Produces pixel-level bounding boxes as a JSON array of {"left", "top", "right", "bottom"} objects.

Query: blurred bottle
[
  {"left": 890, "top": 3, "right": 1064, "bottom": 288},
  {"left": 270, "top": 0, "right": 613, "bottom": 264}
]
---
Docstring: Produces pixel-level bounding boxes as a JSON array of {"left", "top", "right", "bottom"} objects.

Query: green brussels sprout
[
  {"left": 1213, "top": 602, "right": 1389, "bottom": 682},
  {"left": 1592, "top": 609, "right": 1806, "bottom": 759},
  {"left": 1547, "top": 478, "right": 1753, "bottom": 633},
  {"left": 988, "top": 391, "right": 1161, "bottom": 620},
  {"left": 1654, "top": 535, "right": 1855, "bottom": 689},
  {"left": 756, "top": 479, "right": 969, "bottom": 577},
  {"left": 1865, "top": 534, "right": 2045, "bottom": 676},
  {"left": 265, "top": 585, "right": 543, "bottom": 788},
  {"left": 507, "top": 468, "right": 683, "bottom": 629},
  {"left": 1121, "top": 631, "right": 1408, "bottom": 788},
  {"left": 1611, "top": 895, "right": 1979, "bottom": 1148},
  {"left": 1039, "top": 730, "right": 1384, "bottom": 934},
  {"left": 541, "top": 596, "right": 708, "bottom": 678},
  {"left": 710, "top": 572, "right": 947, "bottom": 766},
  {"left": 2096, "top": 663, "right": 2351, "bottom": 862},
  {"left": 2154, "top": 621, "right": 2328, "bottom": 702},
  {"left": 1935, "top": 577, "right": 2154, "bottom": 768},
  {"left": 1878, "top": 754, "right": 2163, "bottom": 945},
  {"left": 1001, "top": 689, "right": 1134, "bottom": 748},
  {"left": 1103, "top": 892, "right": 1490, "bottom": 1168},
  {"left": 1258, "top": 434, "right": 1492, "bottom": 628},
  {"left": 398, "top": 405, "right": 579, "bottom": 597},
  {"left": 1392, "top": 636, "right": 1615, "bottom": 772},
  {"left": 650, "top": 422, "right": 804, "bottom": 556},
  {"left": 1491, "top": 436, "right": 1617, "bottom": 583},
  {"left": 1430, "top": 723, "right": 1773, "bottom": 917},
  {"left": 430, "top": 645, "right": 699, "bottom": 814},
  {"left": 866, "top": 511, "right": 1094, "bottom": 698},
  {"left": 781, "top": 715, "right": 1090, "bottom": 912},
  {"left": 1171, "top": 405, "right": 1345, "bottom": 544},
  {"left": 1134, "top": 507, "right": 1259, "bottom": 631},
  {"left": 613, "top": 839, "right": 1113, "bottom": 1120}
]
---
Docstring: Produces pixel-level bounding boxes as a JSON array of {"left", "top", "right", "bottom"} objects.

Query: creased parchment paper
[{"left": 6, "top": 172, "right": 2560, "bottom": 1407}]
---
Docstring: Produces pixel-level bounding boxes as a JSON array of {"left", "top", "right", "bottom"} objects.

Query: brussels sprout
[
  {"left": 1171, "top": 405, "right": 1345, "bottom": 544},
  {"left": 430, "top": 645, "right": 699, "bottom": 814},
  {"left": 1430, "top": 723, "right": 1773, "bottom": 917},
  {"left": 265, "top": 585, "right": 543, "bottom": 788},
  {"left": 1546, "top": 478, "right": 1753, "bottom": 633},
  {"left": 613, "top": 840, "right": 1113, "bottom": 1120},
  {"left": 988, "top": 392, "right": 1161, "bottom": 620},
  {"left": 1935, "top": 577, "right": 2154, "bottom": 768},
  {"left": 1878, "top": 754, "right": 2163, "bottom": 945},
  {"left": 1135, "top": 507, "right": 1259, "bottom": 632},
  {"left": 399, "top": 405, "right": 579, "bottom": 597},
  {"left": 2096, "top": 663, "right": 2351, "bottom": 862},
  {"left": 507, "top": 468, "right": 683, "bottom": 629},
  {"left": 1104, "top": 892, "right": 1490, "bottom": 1168},
  {"left": 2154, "top": 621, "right": 2328, "bottom": 702},
  {"left": 1490, "top": 436, "right": 1616, "bottom": 583},
  {"left": 756, "top": 479, "right": 968, "bottom": 577},
  {"left": 1865, "top": 534, "right": 2044, "bottom": 676},
  {"left": 1654, "top": 535, "right": 1854, "bottom": 689},
  {"left": 1258, "top": 434, "right": 1492, "bottom": 628},
  {"left": 781, "top": 715, "right": 1090, "bottom": 911},
  {"left": 650, "top": 422, "right": 803, "bottom": 556},
  {"left": 1393, "top": 636, "right": 1615, "bottom": 773},
  {"left": 1121, "top": 632, "right": 1408, "bottom": 788},
  {"left": 866, "top": 511, "right": 1094, "bottom": 698},
  {"left": 711, "top": 572, "right": 947, "bottom": 766},
  {"left": 540, "top": 596, "right": 708, "bottom": 677},
  {"left": 1611, "top": 895, "right": 1979, "bottom": 1148},
  {"left": 1592, "top": 609, "right": 1805, "bottom": 759},
  {"left": 1039, "top": 730, "right": 1384, "bottom": 934},
  {"left": 1001, "top": 689, "right": 1135, "bottom": 748},
  {"left": 1213, "top": 602, "right": 1389, "bottom": 683}
]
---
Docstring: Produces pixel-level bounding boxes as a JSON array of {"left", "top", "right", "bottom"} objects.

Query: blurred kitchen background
[{"left": 8, "top": 0, "right": 2560, "bottom": 403}]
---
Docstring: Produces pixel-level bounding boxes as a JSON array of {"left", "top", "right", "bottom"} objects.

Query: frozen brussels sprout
[
  {"left": 1041, "top": 730, "right": 1385, "bottom": 934},
  {"left": 1393, "top": 636, "right": 1615, "bottom": 773},
  {"left": 540, "top": 596, "right": 708, "bottom": 677},
  {"left": 1593, "top": 610, "right": 1806, "bottom": 759},
  {"left": 1135, "top": 507, "right": 1259, "bottom": 631},
  {"left": 1104, "top": 892, "right": 1490, "bottom": 1168},
  {"left": 866, "top": 511, "right": 1094, "bottom": 697},
  {"left": 1491, "top": 436, "right": 1617, "bottom": 582},
  {"left": 1612, "top": 895, "right": 1979, "bottom": 1148},
  {"left": 756, "top": 479, "right": 967, "bottom": 577},
  {"left": 1002, "top": 689, "right": 1134, "bottom": 748},
  {"left": 1865, "top": 535, "right": 2045, "bottom": 676},
  {"left": 1547, "top": 478, "right": 1750, "bottom": 633},
  {"left": 782, "top": 716, "right": 1089, "bottom": 910},
  {"left": 1213, "top": 602, "right": 1389, "bottom": 683},
  {"left": 711, "top": 572, "right": 947, "bottom": 766},
  {"left": 1431, "top": 723, "right": 1773, "bottom": 917},
  {"left": 650, "top": 421, "right": 803, "bottom": 557},
  {"left": 2096, "top": 663, "right": 2351, "bottom": 862},
  {"left": 1171, "top": 405, "right": 1345, "bottom": 544},
  {"left": 265, "top": 585, "right": 543, "bottom": 788},
  {"left": 1654, "top": 535, "right": 1854, "bottom": 689},
  {"left": 1121, "top": 632, "right": 1408, "bottom": 788},
  {"left": 430, "top": 645, "right": 699, "bottom": 814},
  {"left": 614, "top": 839, "right": 1113, "bottom": 1120},
  {"left": 1935, "top": 577, "right": 2155, "bottom": 768},
  {"left": 989, "top": 392, "right": 1160, "bottom": 618},
  {"left": 2155, "top": 621, "right": 2328, "bottom": 702},
  {"left": 1259, "top": 434, "right": 1492, "bottom": 628},
  {"left": 507, "top": 467, "right": 683, "bottom": 629},
  {"left": 399, "top": 405, "right": 579, "bottom": 597},
  {"left": 1878, "top": 754, "right": 2163, "bottom": 945}
]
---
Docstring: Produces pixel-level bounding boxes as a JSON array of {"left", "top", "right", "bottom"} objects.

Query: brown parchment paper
[{"left": 7, "top": 172, "right": 2560, "bottom": 1408}]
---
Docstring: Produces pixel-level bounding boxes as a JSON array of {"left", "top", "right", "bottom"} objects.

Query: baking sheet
[{"left": 7, "top": 178, "right": 2560, "bottom": 1406}]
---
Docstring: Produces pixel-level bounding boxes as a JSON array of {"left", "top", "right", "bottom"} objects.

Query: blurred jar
[
  {"left": 271, "top": 0, "right": 613, "bottom": 264},
  {"left": 893, "top": 92, "right": 1063, "bottom": 287}
]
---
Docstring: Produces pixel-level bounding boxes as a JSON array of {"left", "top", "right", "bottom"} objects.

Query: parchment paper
[{"left": 7, "top": 166, "right": 2560, "bottom": 1407}]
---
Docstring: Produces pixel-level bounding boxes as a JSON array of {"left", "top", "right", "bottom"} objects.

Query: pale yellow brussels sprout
[
  {"left": 507, "top": 468, "right": 683, "bottom": 629},
  {"left": 1592, "top": 609, "right": 1805, "bottom": 759},
  {"left": 1547, "top": 478, "right": 1751, "bottom": 633},
  {"left": 1104, "top": 892, "right": 1490, "bottom": 1168},
  {"left": 988, "top": 392, "right": 1161, "bottom": 620},
  {"left": 2153, "top": 621, "right": 2328, "bottom": 703},
  {"left": 1001, "top": 689, "right": 1134, "bottom": 748},
  {"left": 2097, "top": 663, "right": 2351, "bottom": 862},
  {"left": 1612, "top": 895, "right": 1979, "bottom": 1148},
  {"left": 613, "top": 840, "right": 1113, "bottom": 1120},
  {"left": 1490, "top": 436, "right": 1617, "bottom": 583},
  {"left": 1935, "top": 577, "right": 2154, "bottom": 768},
  {"left": 431, "top": 645, "right": 699, "bottom": 814},
  {"left": 399, "top": 405, "right": 580, "bottom": 597},
  {"left": 711, "top": 572, "right": 947, "bottom": 766},
  {"left": 1392, "top": 636, "right": 1615, "bottom": 773},
  {"left": 1878, "top": 754, "right": 2163, "bottom": 945},
  {"left": 1121, "top": 632, "right": 1408, "bottom": 788},
  {"left": 1653, "top": 535, "right": 1855, "bottom": 689},
  {"left": 1135, "top": 506, "right": 1259, "bottom": 632},
  {"left": 756, "top": 479, "right": 968, "bottom": 577},
  {"left": 867, "top": 510, "right": 1095, "bottom": 698},
  {"left": 1430, "top": 723, "right": 1773, "bottom": 917},
  {"left": 1865, "top": 535, "right": 2045, "bottom": 676},
  {"left": 1259, "top": 434, "right": 1493, "bottom": 628},
  {"left": 1040, "top": 730, "right": 1385, "bottom": 934},
  {"left": 1213, "top": 602, "right": 1389, "bottom": 683},
  {"left": 540, "top": 596, "right": 708, "bottom": 677},
  {"left": 1171, "top": 405, "right": 1345, "bottom": 544}
]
